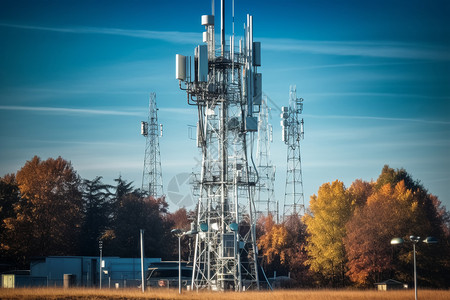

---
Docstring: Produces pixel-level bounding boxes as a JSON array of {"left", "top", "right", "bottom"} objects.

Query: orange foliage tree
[
  {"left": 345, "top": 166, "right": 450, "bottom": 287},
  {"left": 166, "top": 207, "right": 194, "bottom": 260},
  {"left": 258, "top": 215, "right": 289, "bottom": 267},
  {"left": 257, "top": 214, "right": 310, "bottom": 286},
  {"left": 345, "top": 181, "right": 418, "bottom": 285},
  {"left": 3, "top": 156, "right": 82, "bottom": 264}
]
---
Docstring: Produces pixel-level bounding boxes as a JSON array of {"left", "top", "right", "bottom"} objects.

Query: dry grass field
[{"left": 0, "top": 288, "right": 449, "bottom": 300}]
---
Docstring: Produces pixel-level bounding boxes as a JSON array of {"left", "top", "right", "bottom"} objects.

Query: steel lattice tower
[
  {"left": 256, "top": 96, "right": 277, "bottom": 221},
  {"left": 141, "top": 92, "right": 163, "bottom": 199},
  {"left": 176, "top": 0, "right": 262, "bottom": 291},
  {"left": 281, "top": 85, "right": 305, "bottom": 220}
]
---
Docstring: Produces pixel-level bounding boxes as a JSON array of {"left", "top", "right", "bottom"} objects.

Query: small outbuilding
[{"left": 374, "top": 279, "right": 407, "bottom": 291}]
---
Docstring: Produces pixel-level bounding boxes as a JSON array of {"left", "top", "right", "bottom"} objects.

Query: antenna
[
  {"left": 221, "top": 0, "right": 225, "bottom": 56},
  {"left": 232, "top": 0, "right": 235, "bottom": 37}
]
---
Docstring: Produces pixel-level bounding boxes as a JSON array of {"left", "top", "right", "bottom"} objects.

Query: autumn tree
[
  {"left": 283, "top": 215, "right": 311, "bottom": 286},
  {"left": 348, "top": 179, "right": 373, "bottom": 208},
  {"left": 303, "top": 180, "right": 354, "bottom": 286},
  {"left": 345, "top": 181, "right": 418, "bottom": 285},
  {"left": 258, "top": 214, "right": 290, "bottom": 276},
  {"left": 375, "top": 165, "right": 417, "bottom": 191},
  {"left": 344, "top": 166, "right": 450, "bottom": 287},
  {"left": 166, "top": 208, "right": 193, "bottom": 260},
  {"left": 256, "top": 213, "right": 276, "bottom": 239},
  {"left": 3, "top": 156, "right": 82, "bottom": 265},
  {"left": 257, "top": 214, "right": 311, "bottom": 286},
  {"left": 167, "top": 207, "right": 191, "bottom": 231}
]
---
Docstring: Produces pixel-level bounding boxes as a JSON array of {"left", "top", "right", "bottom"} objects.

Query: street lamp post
[
  {"left": 410, "top": 236, "right": 420, "bottom": 300},
  {"left": 99, "top": 240, "right": 103, "bottom": 289},
  {"left": 391, "top": 236, "right": 438, "bottom": 300},
  {"left": 171, "top": 229, "right": 182, "bottom": 294},
  {"left": 171, "top": 228, "right": 198, "bottom": 294},
  {"left": 140, "top": 229, "right": 145, "bottom": 293}
]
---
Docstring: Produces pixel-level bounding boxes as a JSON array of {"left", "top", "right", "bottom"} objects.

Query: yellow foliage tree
[{"left": 303, "top": 180, "right": 354, "bottom": 286}]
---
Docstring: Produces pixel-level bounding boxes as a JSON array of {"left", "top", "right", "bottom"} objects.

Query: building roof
[{"left": 374, "top": 279, "right": 404, "bottom": 286}]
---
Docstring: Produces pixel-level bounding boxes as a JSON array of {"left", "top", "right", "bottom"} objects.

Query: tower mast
[
  {"left": 256, "top": 96, "right": 277, "bottom": 221},
  {"left": 281, "top": 85, "right": 305, "bottom": 220},
  {"left": 141, "top": 92, "right": 163, "bottom": 199},
  {"left": 175, "top": 0, "right": 262, "bottom": 291}
]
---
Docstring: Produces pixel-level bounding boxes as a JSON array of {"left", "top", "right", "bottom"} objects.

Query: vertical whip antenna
[{"left": 221, "top": 0, "right": 225, "bottom": 56}]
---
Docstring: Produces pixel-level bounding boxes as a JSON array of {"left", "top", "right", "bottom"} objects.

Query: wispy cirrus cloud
[
  {"left": 0, "top": 105, "right": 141, "bottom": 116},
  {"left": 272, "top": 61, "right": 420, "bottom": 72},
  {"left": 0, "top": 23, "right": 199, "bottom": 44},
  {"left": 159, "top": 107, "right": 196, "bottom": 115},
  {"left": 304, "top": 113, "right": 450, "bottom": 125},
  {"left": 3, "top": 23, "right": 449, "bottom": 61},
  {"left": 260, "top": 38, "right": 450, "bottom": 61},
  {"left": 307, "top": 92, "right": 450, "bottom": 101}
]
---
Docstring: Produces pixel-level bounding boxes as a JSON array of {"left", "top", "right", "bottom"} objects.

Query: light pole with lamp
[
  {"left": 98, "top": 240, "right": 103, "bottom": 289},
  {"left": 171, "top": 228, "right": 198, "bottom": 294},
  {"left": 391, "top": 235, "right": 438, "bottom": 300}
]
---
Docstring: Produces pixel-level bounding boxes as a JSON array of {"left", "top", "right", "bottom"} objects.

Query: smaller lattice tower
[
  {"left": 280, "top": 85, "right": 305, "bottom": 220},
  {"left": 256, "top": 95, "right": 277, "bottom": 221},
  {"left": 141, "top": 92, "right": 163, "bottom": 199}
]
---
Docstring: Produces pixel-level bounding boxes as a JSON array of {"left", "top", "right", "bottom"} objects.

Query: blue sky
[{"left": 1, "top": 0, "right": 449, "bottom": 212}]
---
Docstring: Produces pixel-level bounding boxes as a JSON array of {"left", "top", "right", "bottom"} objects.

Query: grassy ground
[{"left": 0, "top": 288, "right": 450, "bottom": 300}]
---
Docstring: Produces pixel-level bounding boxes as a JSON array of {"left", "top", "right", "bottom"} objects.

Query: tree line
[
  {"left": 0, "top": 156, "right": 189, "bottom": 269},
  {"left": 258, "top": 165, "right": 450, "bottom": 288},
  {"left": 1, "top": 156, "right": 449, "bottom": 288}
]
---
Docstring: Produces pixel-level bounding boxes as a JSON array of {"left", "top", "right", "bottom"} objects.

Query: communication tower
[
  {"left": 176, "top": 0, "right": 262, "bottom": 291},
  {"left": 141, "top": 92, "right": 164, "bottom": 199},
  {"left": 280, "top": 86, "right": 305, "bottom": 220},
  {"left": 256, "top": 96, "right": 277, "bottom": 221}
]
